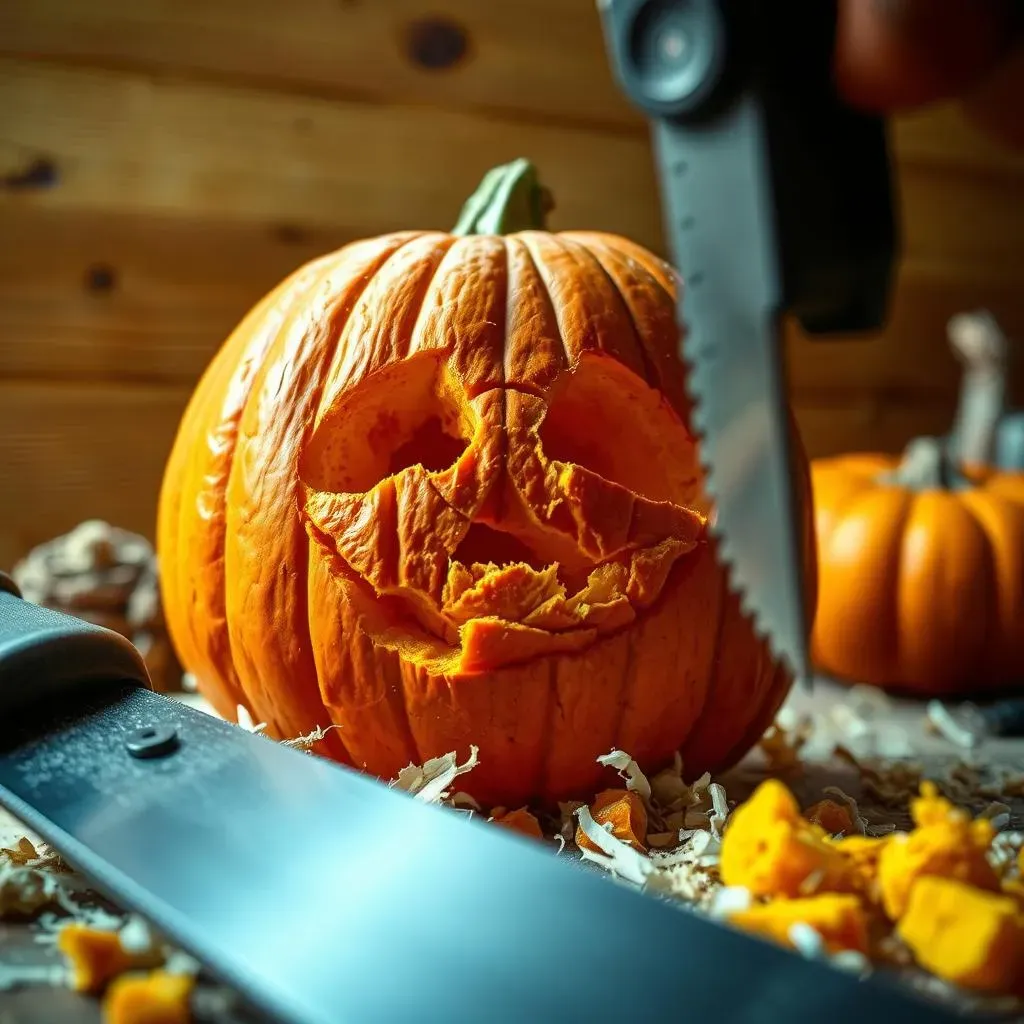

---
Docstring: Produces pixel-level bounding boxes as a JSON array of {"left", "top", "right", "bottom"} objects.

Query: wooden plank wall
[{"left": 1, "top": 0, "right": 1023, "bottom": 570}]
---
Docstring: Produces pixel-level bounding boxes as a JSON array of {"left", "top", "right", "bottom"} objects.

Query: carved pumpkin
[
  {"left": 811, "top": 312, "right": 1024, "bottom": 696},
  {"left": 158, "top": 159, "right": 815, "bottom": 805}
]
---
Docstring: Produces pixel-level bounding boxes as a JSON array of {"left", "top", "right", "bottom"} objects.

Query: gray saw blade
[
  {"left": 598, "top": 0, "right": 896, "bottom": 690},
  {"left": 652, "top": 107, "right": 809, "bottom": 682}
]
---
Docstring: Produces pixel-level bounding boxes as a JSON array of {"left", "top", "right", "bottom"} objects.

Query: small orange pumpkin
[
  {"left": 811, "top": 313, "right": 1024, "bottom": 697},
  {"left": 811, "top": 444, "right": 1024, "bottom": 696},
  {"left": 157, "top": 159, "right": 815, "bottom": 805}
]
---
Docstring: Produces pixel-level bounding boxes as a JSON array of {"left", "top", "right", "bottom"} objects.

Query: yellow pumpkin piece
[
  {"left": 103, "top": 970, "right": 194, "bottom": 1024},
  {"left": 729, "top": 894, "right": 870, "bottom": 955},
  {"left": 879, "top": 828, "right": 1000, "bottom": 921},
  {"left": 804, "top": 799, "right": 854, "bottom": 836},
  {"left": 490, "top": 806, "right": 544, "bottom": 840},
  {"left": 575, "top": 789, "right": 648, "bottom": 853},
  {"left": 826, "top": 834, "right": 889, "bottom": 896},
  {"left": 878, "top": 786, "right": 1000, "bottom": 921},
  {"left": 58, "top": 926, "right": 140, "bottom": 994},
  {"left": 720, "top": 779, "right": 857, "bottom": 898},
  {"left": 909, "top": 782, "right": 996, "bottom": 840},
  {"left": 898, "top": 877, "right": 1024, "bottom": 996},
  {"left": 909, "top": 781, "right": 956, "bottom": 826},
  {"left": 827, "top": 834, "right": 888, "bottom": 855},
  {"left": 909, "top": 782, "right": 997, "bottom": 848}
]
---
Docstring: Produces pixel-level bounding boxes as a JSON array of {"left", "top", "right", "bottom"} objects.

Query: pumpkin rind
[
  {"left": 158, "top": 166, "right": 815, "bottom": 805},
  {"left": 810, "top": 454, "right": 1024, "bottom": 695}
]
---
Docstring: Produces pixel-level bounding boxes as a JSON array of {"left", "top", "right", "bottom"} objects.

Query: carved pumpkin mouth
[{"left": 300, "top": 349, "right": 707, "bottom": 675}]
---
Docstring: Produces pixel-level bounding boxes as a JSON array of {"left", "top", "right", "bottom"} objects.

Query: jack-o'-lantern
[{"left": 158, "top": 159, "right": 816, "bottom": 805}]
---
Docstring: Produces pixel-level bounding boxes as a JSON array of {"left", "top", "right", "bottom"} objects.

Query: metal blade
[
  {"left": 594, "top": 0, "right": 809, "bottom": 680},
  {"left": 598, "top": 0, "right": 896, "bottom": 683},
  {"left": 0, "top": 685, "right": 974, "bottom": 1024},
  {"left": 653, "top": 107, "right": 808, "bottom": 681}
]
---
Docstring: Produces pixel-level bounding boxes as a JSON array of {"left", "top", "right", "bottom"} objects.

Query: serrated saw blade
[
  {"left": 652, "top": 108, "right": 808, "bottom": 680},
  {"left": 598, "top": 0, "right": 896, "bottom": 684}
]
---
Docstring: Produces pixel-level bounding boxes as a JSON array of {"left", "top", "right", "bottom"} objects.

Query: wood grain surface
[
  {"left": 2, "top": 59, "right": 1022, "bottom": 255},
  {"left": 1, "top": 1, "right": 1023, "bottom": 570}
]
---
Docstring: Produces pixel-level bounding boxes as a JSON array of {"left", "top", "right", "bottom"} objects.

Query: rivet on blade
[{"left": 125, "top": 724, "right": 179, "bottom": 760}]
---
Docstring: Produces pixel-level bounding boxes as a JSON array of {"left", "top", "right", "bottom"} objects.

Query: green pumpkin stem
[
  {"left": 452, "top": 158, "right": 554, "bottom": 236},
  {"left": 878, "top": 436, "right": 971, "bottom": 492}
]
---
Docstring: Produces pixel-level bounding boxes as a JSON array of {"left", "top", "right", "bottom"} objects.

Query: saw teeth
[{"left": 678, "top": 318, "right": 783, "bottom": 664}]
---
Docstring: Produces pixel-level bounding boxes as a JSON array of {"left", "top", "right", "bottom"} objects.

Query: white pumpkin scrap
[
  {"left": 596, "top": 748, "right": 653, "bottom": 801},
  {"left": 393, "top": 745, "right": 480, "bottom": 804}
]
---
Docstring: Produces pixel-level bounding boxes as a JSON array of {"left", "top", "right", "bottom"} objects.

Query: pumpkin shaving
[
  {"left": 805, "top": 798, "right": 855, "bottom": 836},
  {"left": 758, "top": 713, "right": 813, "bottom": 771},
  {"left": 596, "top": 748, "right": 653, "bottom": 802}
]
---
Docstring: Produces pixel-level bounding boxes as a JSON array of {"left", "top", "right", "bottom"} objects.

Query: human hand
[{"left": 835, "top": 0, "right": 1023, "bottom": 147}]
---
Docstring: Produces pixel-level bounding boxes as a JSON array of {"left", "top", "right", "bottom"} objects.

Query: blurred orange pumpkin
[
  {"left": 811, "top": 447, "right": 1024, "bottom": 695},
  {"left": 157, "top": 159, "right": 815, "bottom": 805},
  {"left": 812, "top": 311, "right": 1024, "bottom": 697}
]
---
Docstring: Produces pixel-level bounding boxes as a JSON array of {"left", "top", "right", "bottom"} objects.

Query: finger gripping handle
[{"left": 0, "top": 571, "right": 151, "bottom": 726}]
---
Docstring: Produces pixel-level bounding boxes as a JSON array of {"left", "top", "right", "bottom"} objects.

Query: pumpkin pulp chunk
[{"left": 301, "top": 348, "right": 707, "bottom": 675}]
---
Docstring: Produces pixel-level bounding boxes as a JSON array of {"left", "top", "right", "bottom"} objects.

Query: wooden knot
[
  {"left": 84, "top": 264, "right": 117, "bottom": 293},
  {"left": 405, "top": 17, "right": 469, "bottom": 71},
  {"left": 272, "top": 223, "right": 309, "bottom": 245},
  {"left": 3, "top": 157, "right": 59, "bottom": 191}
]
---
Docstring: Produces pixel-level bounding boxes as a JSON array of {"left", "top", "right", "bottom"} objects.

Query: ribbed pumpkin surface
[
  {"left": 158, "top": 165, "right": 815, "bottom": 805},
  {"left": 811, "top": 451, "right": 1024, "bottom": 695}
]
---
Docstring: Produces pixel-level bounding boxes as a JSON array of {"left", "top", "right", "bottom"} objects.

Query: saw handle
[
  {"left": 598, "top": 0, "right": 896, "bottom": 335},
  {"left": 0, "top": 569, "right": 151, "bottom": 725}
]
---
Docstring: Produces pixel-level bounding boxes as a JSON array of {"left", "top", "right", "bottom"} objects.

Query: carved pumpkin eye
[
  {"left": 538, "top": 355, "right": 700, "bottom": 506},
  {"left": 301, "top": 353, "right": 473, "bottom": 494},
  {"left": 385, "top": 415, "right": 467, "bottom": 478}
]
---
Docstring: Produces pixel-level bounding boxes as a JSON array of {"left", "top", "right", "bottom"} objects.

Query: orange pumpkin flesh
[
  {"left": 158, "top": 159, "right": 813, "bottom": 806},
  {"left": 811, "top": 447, "right": 1024, "bottom": 695}
]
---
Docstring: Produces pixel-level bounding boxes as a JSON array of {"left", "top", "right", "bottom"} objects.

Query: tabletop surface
[{"left": 2, "top": 679, "right": 1022, "bottom": 1024}]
